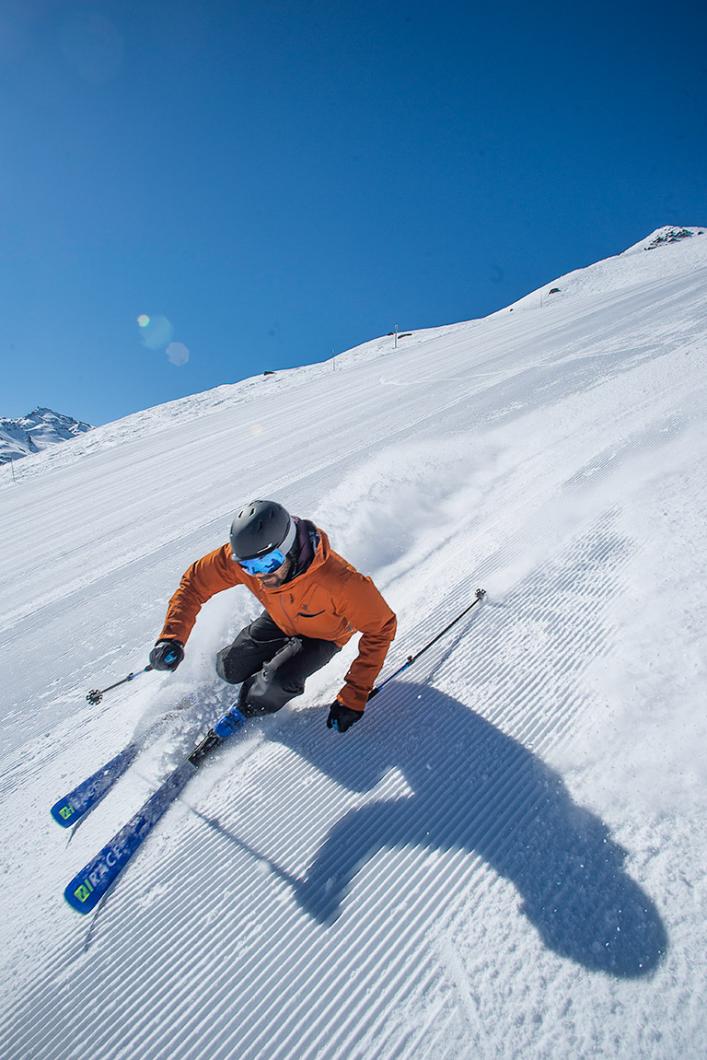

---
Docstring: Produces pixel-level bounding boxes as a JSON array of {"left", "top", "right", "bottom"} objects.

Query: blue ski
[
  {"left": 64, "top": 708, "right": 246, "bottom": 914},
  {"left": 51, "top": 708, "right": 187, "bottom": 830},
  {"left": 51, "top": 743, "right": 139, "bottom": 828}
]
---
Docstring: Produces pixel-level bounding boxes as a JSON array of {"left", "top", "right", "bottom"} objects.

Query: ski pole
[
  {"left": 369, "top": 587, "right": 486, "bottom": 699},
  {"left": 86, "top": 665, "right": 154, "bottom": 705}
]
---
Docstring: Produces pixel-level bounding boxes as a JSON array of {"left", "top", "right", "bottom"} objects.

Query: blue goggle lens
[{"left": 237, "top": 548, "right": 287, "bottom": 575}]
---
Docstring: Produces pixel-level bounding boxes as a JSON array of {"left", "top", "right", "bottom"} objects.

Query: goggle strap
[{"left": 278, "top": 518, "right": 296, "bottom": 556}]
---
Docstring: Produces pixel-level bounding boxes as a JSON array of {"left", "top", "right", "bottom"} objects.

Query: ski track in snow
[{"left": 1, "top": 230, "right": 706, "bottom": 1058}]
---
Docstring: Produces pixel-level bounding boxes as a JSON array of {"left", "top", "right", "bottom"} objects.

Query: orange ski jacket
[{"left": 159, "top": 527, "right": 396, "bottom": 711}]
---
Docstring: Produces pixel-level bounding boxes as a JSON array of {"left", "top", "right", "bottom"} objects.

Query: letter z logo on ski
[{"left": 73, "top": 879, "right": 94, "bottom": 904}]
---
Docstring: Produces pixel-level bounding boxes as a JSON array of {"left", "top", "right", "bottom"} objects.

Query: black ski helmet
[{"left": 229, "top": 499, "right": 295, "bottom": 561}]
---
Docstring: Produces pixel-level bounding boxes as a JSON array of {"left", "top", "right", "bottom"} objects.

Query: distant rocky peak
[
  {"left": 643, "top": 226, "right": 704, "bottom": 251},
  {"left": 0, "top": 407, "right": 93, "bottom": 466}
]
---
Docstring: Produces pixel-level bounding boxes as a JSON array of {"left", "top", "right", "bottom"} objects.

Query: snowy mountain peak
[
  {"left": 623, "top": 224, "right": 705, "bottom": 255},
  {"left": 0, "top": 406, "right": 93, "bottom": 465},
  {"left": 26, "top": 405, "right": 56, "bottom": 419}
]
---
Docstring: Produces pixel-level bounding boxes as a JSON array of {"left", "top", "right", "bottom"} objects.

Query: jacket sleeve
[
  {"left": 159, "top": 544, "right": 241, "bottom": 645},
  {"left": 334, "top": 571, "right": 397, "bottom": 711}
]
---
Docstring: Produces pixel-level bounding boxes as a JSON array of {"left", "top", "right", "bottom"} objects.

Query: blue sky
[{"left": 2, "top": 0, "right": 705, "bottom": 425}]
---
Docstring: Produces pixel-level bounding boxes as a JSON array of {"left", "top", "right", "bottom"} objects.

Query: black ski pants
[{"left": 215, "top": 611, "right": 340, "bottom": 715}]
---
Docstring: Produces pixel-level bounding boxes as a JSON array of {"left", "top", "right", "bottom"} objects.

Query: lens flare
[
  {"left": 137, "top": 314, "right": 150, "bottom": 328},
  {"left": 139, "top": 315, "right": 174, "bottom": 350},
  {"left": 166, "top": 341, "right": 189, "bottom": 366}
]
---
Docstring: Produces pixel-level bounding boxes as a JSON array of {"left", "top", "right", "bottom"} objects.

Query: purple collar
[{"left": 286, "top": 517, "right": 319, "bottom": 580}]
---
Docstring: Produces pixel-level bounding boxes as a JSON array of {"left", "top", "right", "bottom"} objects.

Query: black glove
[
  {"left": 326, "top": 700, "right": 363, "bottom": 733},
  {"left": 149, "top": 639, "right": 184, "bottom": 672}
]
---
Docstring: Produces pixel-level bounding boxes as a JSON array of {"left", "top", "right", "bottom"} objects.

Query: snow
[{"left": 1, "top": 228, "right": 706, "bottom": 1058}]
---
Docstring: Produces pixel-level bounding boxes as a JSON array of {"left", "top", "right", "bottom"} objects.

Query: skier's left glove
[{"left": 326, "top": 700, "right": 363, "bottom": 733}]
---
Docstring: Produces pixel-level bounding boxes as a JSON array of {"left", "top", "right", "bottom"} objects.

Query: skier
[{"left": 149, "top": 499, "right": 397, "bottom": 732}]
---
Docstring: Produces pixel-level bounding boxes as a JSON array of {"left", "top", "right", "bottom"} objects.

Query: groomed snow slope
[{"left": 1, "top": 228, "right": 706, "bottom": 1059}]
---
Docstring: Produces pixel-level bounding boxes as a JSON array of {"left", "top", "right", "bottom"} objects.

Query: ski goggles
[{"left": 236, "top": 547, "right": 289, "bottom": 576}]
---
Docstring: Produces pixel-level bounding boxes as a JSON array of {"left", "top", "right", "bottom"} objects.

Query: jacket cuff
[{"left": 337, "top": 685, "right": 367, "bottom": 712}]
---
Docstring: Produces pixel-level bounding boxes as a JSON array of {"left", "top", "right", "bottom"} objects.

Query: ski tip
[
  {"left": 51, "top": 800, "right": 78, "bottom": 828},
  {"left": 64, "top": 874, "right": 101, "bottom": 914}
]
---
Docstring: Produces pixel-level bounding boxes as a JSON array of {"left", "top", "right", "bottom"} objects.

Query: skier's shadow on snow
[{"left": 270, "top": 681, "right": 667, "bottom": 978}]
